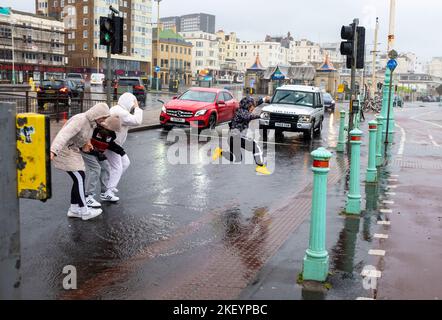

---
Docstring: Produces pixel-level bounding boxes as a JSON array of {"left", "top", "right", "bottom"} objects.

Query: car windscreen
[
  {"left": 67, "top": 74, "right": 82, "bottom": 79},
  {"left": 42, "top": 80, "right": 64, "bottom": 88},
  {"left": 323, "top": 94, "right": 333, "bottom": 102},
  {"left": 179, "top": 90, "right": 217, "bottom": 103},
  {"left": 118, "top": 79, "right": 140, "bottom": 86},
  {"left": 271, "top": 90, "right": 314, "bottom": 107}
]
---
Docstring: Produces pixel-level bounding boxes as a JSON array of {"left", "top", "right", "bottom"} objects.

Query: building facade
[
  {"left": 0, "top": 9, "right": 65, "bottom": 83},
  {"left": 235, "top": 41, "right": 289, "bottom": 71},
  {"left": 161, "top": 13, "right": 215, "bottom": 34},
  {"left": 35, "top": 0, "right": 49, "bottom": 16},
  {"left": 289, "top": 39, "right": 322, "bottom": 64},
  {"left": 428, "top": 57, "right": 442, "bottom": 78},
  {"left": 180, "top": 31, "right": 219, "bottom": 76},
  {"left": 42, "top": 0, "right": 152, "bottom": 78},
  {"left": 152, "top": 28, "right": 192, "bottom": 86},
  {"left": 216, "top": 30, "right": 238, "bottom": 73}
]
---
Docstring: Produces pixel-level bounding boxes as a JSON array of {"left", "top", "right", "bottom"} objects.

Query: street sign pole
[
  {"left": 385, "top": 68, "right": 394, "bottom": 148},
  {"left": 106, "top": 40, "right": 112, "bottom": 106}
]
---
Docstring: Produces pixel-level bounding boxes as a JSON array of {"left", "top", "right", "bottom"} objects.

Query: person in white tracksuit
[{"left": 101, "top": 92, "right": 143, "bottom": 202}]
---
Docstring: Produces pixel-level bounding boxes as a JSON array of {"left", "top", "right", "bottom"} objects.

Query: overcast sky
[{"left": 3, "top": 0, "right": 440, "bottom": 62}]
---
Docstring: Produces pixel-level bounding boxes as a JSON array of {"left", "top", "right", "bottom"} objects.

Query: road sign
[
  {"left": 155, "top": 66, "right": 160, "bottom": 73},
  {"left": 387, "top": 59, "right": 398, "bottom": 71},
  {"left": 337, "top": 84, "right": 345, "bottom": 93},
  {"left": 388, "top": 50, "right": 398, "bottom": 60}
]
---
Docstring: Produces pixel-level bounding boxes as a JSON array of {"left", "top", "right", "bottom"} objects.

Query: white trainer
[
  {"left": 86, "top": 195, "right": 102, "bottom": 208},
  {"left": 81, "top": 207, "right": 103, "bottom": 221},
  {"left": 67, "top": 204, "right": 82, "bottom": 218},
  {"left": 100, "top": 190, "right": 120, "bottom": 202}
]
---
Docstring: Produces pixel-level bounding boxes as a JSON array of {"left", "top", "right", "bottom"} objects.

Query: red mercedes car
[{"left": 159, "top": 87, "right": 239, "bottom": 131}]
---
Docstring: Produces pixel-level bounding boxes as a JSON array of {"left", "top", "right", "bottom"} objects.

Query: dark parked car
[
  {"left": 37, "top": 79, "right": 84, "bottom": 109},
  {"left": 114, "top": 77, "right": 146, "bottom": 106},
  {"left": 322, "top": 92, "right": 336, "bottom": 112}
]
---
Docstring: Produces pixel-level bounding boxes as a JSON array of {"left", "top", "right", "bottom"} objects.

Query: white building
[
  {"left": 289, "top": 39, "right": 322, "bottom": 64},
  {"left": 428, "top": 57, "right": 442, "bottom": 78},
  {"left": 235, "top": 41, "right": 288, "bottom": 71},
  {"left": 216, "top": 30, "right": 238, "bottom": 67},
  {"left": 320, "top": 42, "right": 344, "bottom": 64},
  {"left": 180, "top": 31, "right": 219, "bottom": 75}
]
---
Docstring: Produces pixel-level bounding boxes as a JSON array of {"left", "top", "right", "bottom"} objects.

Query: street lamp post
[
  {"left": 155, "top": 0, "right": 162, "bottom": 92},
  {"left": 11, "top": 20, "right": 16, "bottom": 84}
]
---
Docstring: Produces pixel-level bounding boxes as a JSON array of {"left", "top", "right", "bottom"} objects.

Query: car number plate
[
  {"left": 275, "top": 122, "right": 291, "bottom": 128},
  {"left": 46, "top": 90, "right": 55, "bottom": 94},
  {"left": 170, "top": 117, "right": 185, "bottom": 123}
]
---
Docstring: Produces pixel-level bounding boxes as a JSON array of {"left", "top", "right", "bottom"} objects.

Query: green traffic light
[{"left": 105, "top": 33, "right": 110, "bottom": 42}]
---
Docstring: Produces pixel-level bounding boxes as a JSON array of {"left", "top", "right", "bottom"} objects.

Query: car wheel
[
  {"left": 303, "top": 122, "right": 314, "bottom": 141},
  {"left": 314, "top": 119, "right": 323, "bottom": 137},
  {"left": 208, "top": 113, "right": 217, "bottom": 130}
]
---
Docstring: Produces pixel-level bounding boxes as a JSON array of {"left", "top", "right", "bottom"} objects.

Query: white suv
[{"left": 259, "top": 85, "right": 324, "bottom": 140}]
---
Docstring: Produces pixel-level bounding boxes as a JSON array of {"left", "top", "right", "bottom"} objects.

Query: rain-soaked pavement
[{"left": 19, "top": 102, "right": 397, "bottom": 300}]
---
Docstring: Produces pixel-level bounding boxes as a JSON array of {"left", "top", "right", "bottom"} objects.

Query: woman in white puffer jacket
[{"left": 101, "top": 92, "right": 143, "bottom": 202}]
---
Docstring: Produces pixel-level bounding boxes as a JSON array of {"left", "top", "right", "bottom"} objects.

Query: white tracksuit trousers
[{"left": 104, "top": 150, "right": 130, "bottom": 191}]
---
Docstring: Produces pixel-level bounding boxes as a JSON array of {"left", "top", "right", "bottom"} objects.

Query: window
[
  {"left": 83, "top": 42, "right": 88, "bottom": 50},
  {"left": 83, "top": 18, "right": 88, "bottom": 26},
  {"left": 83, "top": 30, "right": 88, "bottom": 38},
  {"left": 83, "top": 6, "right": 88, "bottom": 14}
]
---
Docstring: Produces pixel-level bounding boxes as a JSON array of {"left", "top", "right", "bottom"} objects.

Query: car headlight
[
  {"left": 260, "top": 112, "right": 270, "bottom": 120},
  {"left": 195, "top": 109, "right": 207, "bottom": 117},
  {"left": 331, "top": 100, "right": 335, "bottom": 104},
  {"left": 161, "top": 105, "right": 167, "bottom": 113},
  {"left": 299, "top": 115, "right": 311, "bottom": 122}
]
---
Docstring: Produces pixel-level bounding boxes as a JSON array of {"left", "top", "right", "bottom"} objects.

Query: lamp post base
[
  {"left": 366, "top": 169, "right": 377, "bottom": 183},
  {"left": 303, "top": 250, "right": 329, "bottom": 282},
  {"left": 346, "top": 194, "right": 362, "bottom": 215}
]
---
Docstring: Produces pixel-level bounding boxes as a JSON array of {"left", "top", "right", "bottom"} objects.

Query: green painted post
[
  {"left": 366, "top": 120, "right": 378, "bottom": 183},
  {"left": 337, "top": 110, "right": 346, "bottom": 152},
  {"left": 303, "top": 147, "right": 332, "bottom": 282},
  {"left": 346, "top": 128, "right": 363, "bottom": 215},
  {"left": 376, "top": 115, "right": 384, "bottom": 167},
  {"left": 380, "top": 69, "right": 395, "bottom": 142}
]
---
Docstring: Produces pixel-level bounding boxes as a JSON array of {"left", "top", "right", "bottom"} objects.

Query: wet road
[{"left": 19, "top": 106, "right": 343, "bottom": 299}]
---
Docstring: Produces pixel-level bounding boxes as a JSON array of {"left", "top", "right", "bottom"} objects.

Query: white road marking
[
  {"left": 374, "top": 233, "right": 389, "bottom": 239},
  {"left": 361, "top": 269, "right": 382, "bottom": 278},
  {"left": 390, "top": 174, "right": 399, "bottom": 177},
  {"left": 387, "top": 178, "right": 398, "bottom": 182},
  {"left": 395, "top": 123, "right": 406, "bottom": 156},
  {"left": 386, "top": 185, "right": 397, "bottom": 189},
  {"left": 380, "top": 209, "right": 393, "bottom": 214},
  {"left": 382, "top": 200, "right": 395, "bottom": 204},
  {"left": 377, "top": 221, "right": 391, "bottom": 225},
  {"left": 369, "top": 249, "right": 386, "bottom": 256},
  {"left": 385, "top": 192, "right": 396, "bottom": 196},
  {"left": 356, "top": 297, "right": 375, "bottom": 300}
]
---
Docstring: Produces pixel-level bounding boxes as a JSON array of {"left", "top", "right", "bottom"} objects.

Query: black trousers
[
  {"left": 67, "top": 171, "right": 86, "bottom": 207},
  {"left": 224, "top": 132, "right": 264, "bottom": 166}
]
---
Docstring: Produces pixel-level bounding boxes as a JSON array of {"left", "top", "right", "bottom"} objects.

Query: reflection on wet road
[{"left": 20, "top": 108, "right": 342, "bottom": 299}]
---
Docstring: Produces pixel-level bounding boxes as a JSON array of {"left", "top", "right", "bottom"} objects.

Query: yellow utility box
[{"left": 16, "top": 113, "right": 51, "bottom": 201}]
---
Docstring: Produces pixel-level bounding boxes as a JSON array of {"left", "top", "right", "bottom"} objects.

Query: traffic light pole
[
  {"left": 348, "top": 18, "right": 359, "bottom": 148},
  {"left": 106, "top": 44, "right": 112, "bottom": 107}
]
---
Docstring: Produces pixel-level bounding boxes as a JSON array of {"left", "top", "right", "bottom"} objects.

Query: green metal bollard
[
  {"left": 380, "top": 69, "right": 395, "bottom": 142},
  {"left": 366, "top": 120, "right": 378, "bottom": 183},
  {"left": 346, "top": 128, "right": 363, "bottom": 215},
  {"left": 302, "top": 147, "right": 332, "bottom": 282},
  {"left": 337, "top": 110, "right": 346, "bottom": 152},
  {"left": 375, "top": 115, "right": 384, "bottom": 167}
]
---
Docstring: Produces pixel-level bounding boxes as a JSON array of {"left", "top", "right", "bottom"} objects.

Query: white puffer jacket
[
  {"left": 51, "top": 103, "right": 110, "bottom": 172},
  {"left": 110, "top": 92, "right": 143, "bottom": 146}
]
